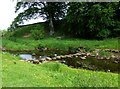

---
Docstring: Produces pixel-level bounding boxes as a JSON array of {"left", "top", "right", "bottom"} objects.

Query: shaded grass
[
  {"left": 2, "top": 37, "right": 119, "bottom": 50},
  {"left": 2, "top": 52, "right": 119, "bottom": 87}
]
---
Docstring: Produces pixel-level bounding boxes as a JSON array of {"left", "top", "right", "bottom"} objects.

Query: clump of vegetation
[
  {"left": 99, "top": 50, "right": 111, "bottom": 57},
  {"left": 68, "top": 47, "right": 77, "bottom": 53},
  {"left": 31, "top": 29, "right": 45, "bottom": 40},
  {"left": 84, "top": 47, "right": 94, "bottom": 52},
  {"left": 30, "top": 24, "right": 45, "bottom": 40},
  {"left": 35, "top": 44, "right": 45, "bottom": 50}
]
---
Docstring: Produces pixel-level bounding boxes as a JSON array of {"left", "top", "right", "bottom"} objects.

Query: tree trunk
[{"left": 49, "top": 16, "right": 54, "bottom": 35}]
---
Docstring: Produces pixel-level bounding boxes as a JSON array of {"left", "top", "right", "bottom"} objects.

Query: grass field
[
  {"left": 2, "top": 52, "right": 119, "bottom": 87},
  {"left": 2, "top": 37, "right": 119, "bottom": 50}
]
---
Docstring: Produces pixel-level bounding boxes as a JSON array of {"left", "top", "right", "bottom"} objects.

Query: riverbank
[
  {"left": 2, "top": 52, "right": 118, "bottom": 87},
  {"left": 1, "top": 37, "right": 119, "bottom": 50}
]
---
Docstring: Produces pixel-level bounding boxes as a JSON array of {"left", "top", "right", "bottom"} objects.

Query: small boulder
[
  {"left": 113, "top": 61, "right": 119, "bottom": 64},
  {"left": 27, "top": 59, "right": 34, "bottom": 62},
  {"left": 46, "top": 57, "right": 52, "bottom": 61},
  {"left": 52, "top": 57, "right": 57, "bottom": 60},
  {"left": 100, "top": 57, "right": 104, "bottom": 60},
  {"left": 33, "top": 60, "right": 39, "bottom": 64},
  {"left": 81, "top": 53, "right": 85, "bottom": 56},
  {"left": 54, "top": 54, "right": 57, "bottom": 57},
  {"left": 112, "top": 50, "right": 119, "bottom": 53},
  {"left": 42, "top": 60, "right": 48, "bottom": 63},
  {"left": 75, "top": 56, "right": 78, "bottom": 58},
  {"left": 62, "top": 56, "right": 65, "bottom": 58},
  {"left": 111, "top": 55, "right": 116, "bottom": 59},
  {"left": 80, "top": 56, "right": 86, "bottom": 60},
  {"left": 56, "top": 56, "right": 61, "bottom": 60},
  {"left": 61, "top": 60, "right": 66, "bottom": 63},
  {"left": 86, "top": 52, "right": 91, "bottom": 56},
  {"left": 105, "top": 57, "right": 110, "bottom": 60},
  {"left": 39, "top": 60, "right": 43, "bottom": 62},
  {"left": 76, "top": 53, "right": 82, "bottom": 56},
  {"left": 43, "top": 48, "right": 48, "bottom": 51},
  {"left": 32, "top": 53, "right": 36, "bottom": 56},
  {"left": 91, "top": 55, "right": 95, "bottom": 57},
  {"left": 41, "top": 58, "right": 46, "bottom": 61}
]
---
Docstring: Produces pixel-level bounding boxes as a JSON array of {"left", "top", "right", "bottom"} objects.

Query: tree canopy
[
  {"left": 9, "top": 2, "right": 120, "bottom": 39},
  {"left": 10, "top": 2, "right": 66, "bottom": 35},
  {"left": 65, "top": 2, "right": 120, "bottom": 39}
]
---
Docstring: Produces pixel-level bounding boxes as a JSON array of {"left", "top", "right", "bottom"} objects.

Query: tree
[
  {"left": 10, "top": 2, "right": 66, "bottom": 35},
  {"left": 66, "top": 2, "right": 119, "bottom": 39}
]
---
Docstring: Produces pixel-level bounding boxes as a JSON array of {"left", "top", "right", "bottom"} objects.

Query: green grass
[
  {"left": 2, "top": 37, "right": 119, "bottom": 50},
  {"left": 2, "top": 52, "right": 119, "bottom": 87}
]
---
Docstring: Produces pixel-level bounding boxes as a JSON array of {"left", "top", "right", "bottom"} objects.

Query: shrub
[
  {"left": 31, "top": 29, "right": 45, "bottom": 40},
  {"left": 96, "top": 29, "right": 110, "bottom": 40},
  {"left": 3, "top": 31, "right": 13, "bottom": 38},
  {"left": 35, "top": 44, "right": 44, "bottom": 50},
  {"left": 99, "top": 50, "right": 111, "bottom": 57}
]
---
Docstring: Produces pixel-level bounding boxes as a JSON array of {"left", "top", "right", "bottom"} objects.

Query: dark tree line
[
  {"left": 66, "top": 2, "right": 120, "bottom": 39},
  {"left": 10, "top": 2, "right": 120, "bottom": 39}
]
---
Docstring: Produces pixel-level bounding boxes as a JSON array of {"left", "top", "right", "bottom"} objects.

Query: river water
[{"left": 10, "top": 50, "right": 119, "bottom": 73}]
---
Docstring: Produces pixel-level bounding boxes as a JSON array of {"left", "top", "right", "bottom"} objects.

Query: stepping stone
[
  {"left": 80, "top": 56, "right": 86, "bottom": 60},
  {"left": 32, "top": 60, "right": 39, "bottom": 64}
]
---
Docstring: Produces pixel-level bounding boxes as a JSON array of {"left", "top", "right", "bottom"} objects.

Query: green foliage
[
  {"left": 3, "top": 31, "right": 17, "bottom": 42},
  {"left": 8, "top": 2, "right": 120, "bottom": 39},
  {"left": 99, "top": 50, "right": 111, "bottom": 57},
  {"left": 10, "top": 2, "right": 66, "bottom": 35},
  {"left": 13, "top": 27, "right": 32, "bottom": 37},
  {"left": 66, "top": 2, "right": 120, "bottom": 39},
  {"left": 97, "top": 29, "right": 111, "bottom": 39},
  {"left": 0, "top": 30, "right": 7, "bottom": 37},
  {"left": 31, "top": 29, "right": 45, "bottom": 40},
  {"left": 36, "top": 44, "right": 44, "bottom": 49}
]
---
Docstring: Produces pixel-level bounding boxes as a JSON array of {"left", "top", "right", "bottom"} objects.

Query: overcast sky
[{"left": 0, "top": 0, "right": 45, "bottom": 30}]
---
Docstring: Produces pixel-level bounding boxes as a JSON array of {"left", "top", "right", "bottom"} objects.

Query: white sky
[{"left": 0, "top": 0, "right": 45, "bottom": 30}]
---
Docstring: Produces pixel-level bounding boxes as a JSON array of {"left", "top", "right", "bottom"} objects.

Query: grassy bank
[
  {"left": 2, "top": 52, "right": 118, "bottom": 87},
  {"left": 2, "top": 37, "right": 119, "bottom": 50}
]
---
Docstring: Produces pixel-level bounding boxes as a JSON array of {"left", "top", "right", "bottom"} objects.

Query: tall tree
[
  {"left": 10, "top": 2, "right": 66, "bottom": 35},
  {"left": 66, "top": 2, "right": 119, "bottom": 39}
]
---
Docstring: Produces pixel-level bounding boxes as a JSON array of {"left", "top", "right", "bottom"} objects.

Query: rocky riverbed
[{"left": 1, "top": 47, "right": 120, "bottom": 73}]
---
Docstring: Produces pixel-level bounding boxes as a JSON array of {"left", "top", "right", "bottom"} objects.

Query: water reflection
[{"left": 19, "top": 54, "right": 36, "bottom": 60}]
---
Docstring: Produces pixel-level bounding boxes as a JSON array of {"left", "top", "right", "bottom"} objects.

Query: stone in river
[
  {"left": 46, "top": 57, "right": 52, "bottom": 61},
  {"left": 52, "top": 57, "right": 57, "bottom": 60},
  {"left": 56, "top": 56, "right": 61, "bottom": 60},
  {"left": 32, "top": 53, "right": 36, "bottom": 56},
  {"left": 80, "top": 56, "right": 86, "bottom": 60},
  {"left": 33, "top": 60, "right": 39, "bottom": 64}
]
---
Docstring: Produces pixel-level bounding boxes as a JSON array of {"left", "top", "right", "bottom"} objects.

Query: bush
[
  {"left": 3, "top": 31, "right": 14, "bottom": 38},
  {"left": 31, "top": 29, "right": 45, "bottom": 40},
  {"left": 13, "top": 27, "right": 31, "bottom": 37},
  {"left": 96, "top": 29, "right": 110, "bottom": 40},
  {"left": 35, "top": 44, "right": 44, "bottom": 50}
]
